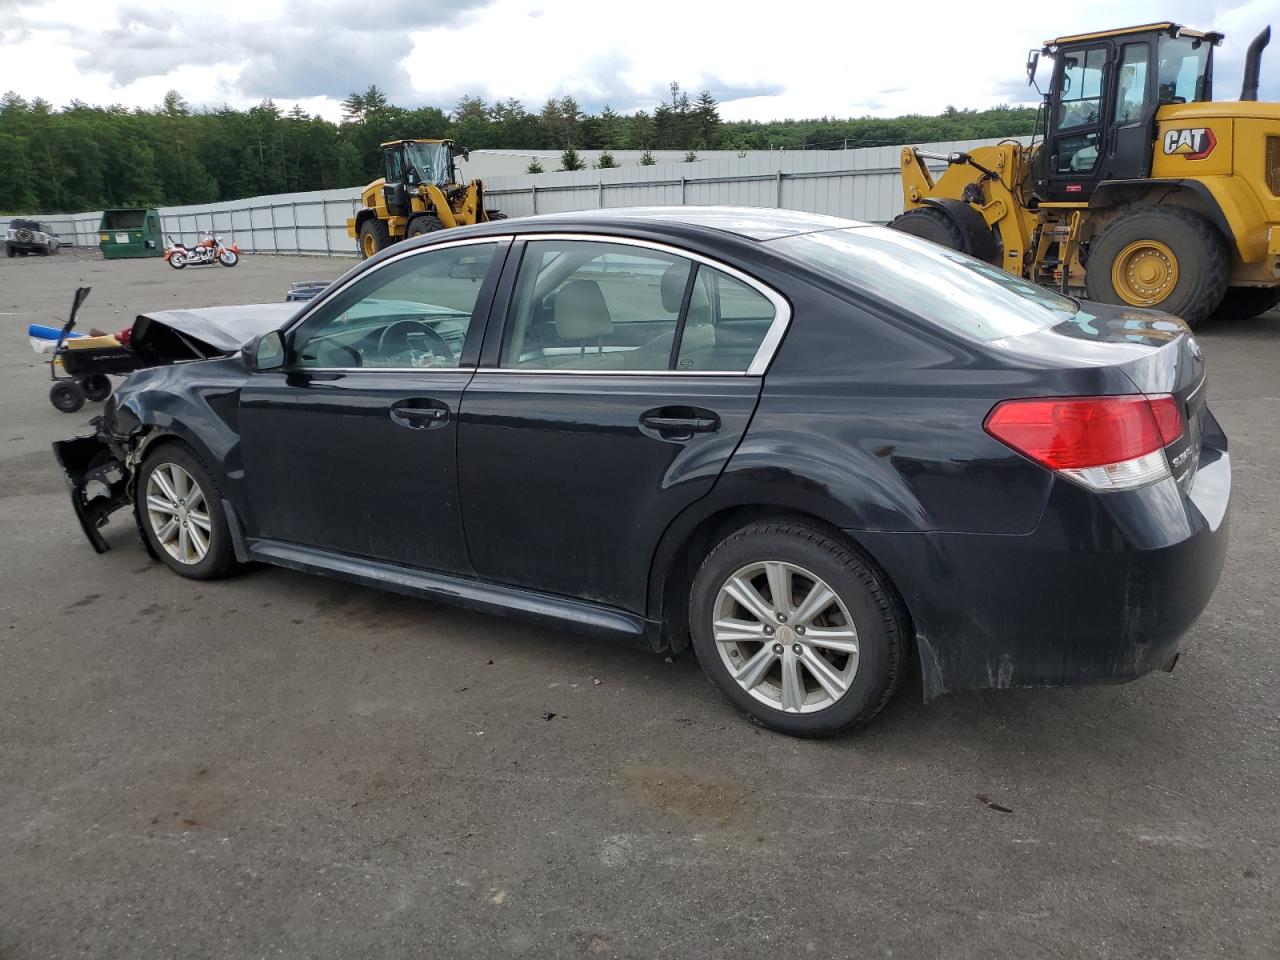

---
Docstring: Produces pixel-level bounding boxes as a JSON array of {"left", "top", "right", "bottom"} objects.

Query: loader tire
[
  {"left": 358, "top": 218, "right": 391, "bottom": 260},
  {"left": 1214, "top": 287, "right": 1280, "bottom": 320},
  {"left": 406, "top": 216, "right": 444, "bottom": 239},
  {"left": 888, "top": 207, "right": 967, "bottom": 253},
  {"left": 1085, "top": 207, "right": 1228, "bottom": 326}
]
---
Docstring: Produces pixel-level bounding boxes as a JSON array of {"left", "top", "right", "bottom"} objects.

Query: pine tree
[
  {"left": 560, "top": 146, "right": 584, "bottom": 171},
  {"left": 639, "top": 149, "right": 655, "bottom": 166},
  {"left": 684, "top": 150, "right": 697, "bottom": 162},
  {"left": 596, "top": 149, "right": 617, "bottom": 169},
  {"left": 526, "top": 158, "right": 544, "bottom": 174},
  {"left": 341, "top": 91, "right": 366, "bottom": 124}
]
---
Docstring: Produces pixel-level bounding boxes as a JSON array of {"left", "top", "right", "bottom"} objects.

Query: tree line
[{"left": 0, "top": 83, "right": 1036, "bottom": 214}]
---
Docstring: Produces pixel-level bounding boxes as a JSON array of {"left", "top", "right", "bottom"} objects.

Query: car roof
[{"left": 477, "top": 206, "right": 867, "bottom": 242}]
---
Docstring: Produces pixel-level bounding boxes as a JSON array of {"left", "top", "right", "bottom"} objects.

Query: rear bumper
[{"left": 857, "top": 417, "right": 1231, "bottom": 699}]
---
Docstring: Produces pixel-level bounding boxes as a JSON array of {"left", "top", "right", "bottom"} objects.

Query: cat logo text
[{"left": 1162, "top": 128, "right": 1217, "bottom": 160}]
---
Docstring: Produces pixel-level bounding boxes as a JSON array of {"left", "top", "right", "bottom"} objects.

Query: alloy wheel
[
  {"left": 145, "top": 462, "right": 212, "bottom": 565},
  {"left": 712, "top": 560, "right": 860, "bottom": 714}
]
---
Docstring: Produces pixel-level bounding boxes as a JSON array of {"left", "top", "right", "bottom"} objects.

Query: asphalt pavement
[{"left": 1, "top": 249, "right": 1277, "bottom": 959}]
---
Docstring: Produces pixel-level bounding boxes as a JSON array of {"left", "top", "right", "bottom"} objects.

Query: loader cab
[
  {"left": 1032, "top": 23, "right": 1220, "bottom": 203},
  {"left": 380, "top": 139, "right": 467, "bottom": 216}
]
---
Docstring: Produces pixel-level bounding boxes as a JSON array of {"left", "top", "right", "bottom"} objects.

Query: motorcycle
[{"left": 164, "top": 232, "right": 240, "bottom": 269}]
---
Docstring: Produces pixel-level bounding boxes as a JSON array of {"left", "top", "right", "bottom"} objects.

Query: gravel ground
[{"left": 1, "top": 249, "right": 1278, "bottom": 959}]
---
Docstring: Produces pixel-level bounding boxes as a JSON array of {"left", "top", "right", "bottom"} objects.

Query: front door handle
[
  {"left": 390, "top": 398, "right": 450, "bottom": 430},
  {"left": 640, "top": 407, "right": 720, "bottom": 440}
]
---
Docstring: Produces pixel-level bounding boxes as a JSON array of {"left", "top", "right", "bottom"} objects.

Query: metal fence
[{"left": 21, "top": 137, "right": 1024, "bottom": 258}]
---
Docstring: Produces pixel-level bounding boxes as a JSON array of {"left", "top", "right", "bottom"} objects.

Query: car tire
[
  {"left": 81, "top": 375, "right": 112, "bottom": 402},
  {"left": 49, "top": 382, "right": 86, "bottom": 413},
  {"left": 137, "top": 443, "right": 238, "bottom": 581},
  {"left": 5, "top": 245, "right": 14, "bottom": 258},
  {"left": 1085, "top": 207, "right": 1228, "bottom": 326},
  {"left": 689, "top": 520, "right": 907, "bottom": 737}
]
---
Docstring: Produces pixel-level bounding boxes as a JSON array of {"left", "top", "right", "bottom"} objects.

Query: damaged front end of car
[
  {"left": 51, "top": 298, "right": 300, "bottom": 555},
  {"left": 52, "top": 411, "right": 145, "bottom": 555}
]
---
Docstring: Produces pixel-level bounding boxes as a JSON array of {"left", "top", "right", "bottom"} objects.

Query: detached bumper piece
[{"left": 51, "top": 434, "right": 132, "bottom": 554}]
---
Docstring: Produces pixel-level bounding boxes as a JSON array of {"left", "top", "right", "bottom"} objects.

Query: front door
[
  {"left": 1040, "top": 42, "right": 1111, "bottom": 202},
  {"left": 238, "top": 238, "right": 508, "bottom": 573},
  {"left": 458, "top": 236, "right": 786, "bottom": 612}
]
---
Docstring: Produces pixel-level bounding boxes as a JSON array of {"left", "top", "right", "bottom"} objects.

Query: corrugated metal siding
[{"left": 16, "top": 138, "right": 1027, "bottom": 257}]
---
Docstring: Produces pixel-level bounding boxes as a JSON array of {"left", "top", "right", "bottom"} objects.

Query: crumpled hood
[{"left": 134, "top": 302, "right": 300, "bottom": 355}]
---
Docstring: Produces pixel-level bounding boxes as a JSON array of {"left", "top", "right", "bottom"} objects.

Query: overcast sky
[{"left": 1, "top": 0, "right": 1276, "bottom": 121}]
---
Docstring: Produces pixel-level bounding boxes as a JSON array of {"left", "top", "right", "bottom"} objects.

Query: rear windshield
[{"left": 771, "top": 227, "right": 1078, "bottom": 341}]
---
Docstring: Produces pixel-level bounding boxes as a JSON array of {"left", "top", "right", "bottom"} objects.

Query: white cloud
[{"left": 0, "top": 0, "right": 1274, "bottom": 119}]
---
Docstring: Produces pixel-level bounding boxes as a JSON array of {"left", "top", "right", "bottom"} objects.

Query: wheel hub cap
[
  {"left": 144, "top": 462, "right": 212, "bottom": 565},
  {"left": 1112, "top": 239, "right": 1179, "bottom": 306},
  {"left": 713, "top": 560, "right": 859, "bottom": 715}
]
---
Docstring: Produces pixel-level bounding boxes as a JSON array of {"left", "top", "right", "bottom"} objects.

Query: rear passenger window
[
  {"left": 677, "top": 265, "right": 776, "bottom": 372},
  {"left": 502, "top": 240, "right": 691, "bottom": 371},
  {"left": 501, "top": 239, "right": 778, "bottom": 373}
]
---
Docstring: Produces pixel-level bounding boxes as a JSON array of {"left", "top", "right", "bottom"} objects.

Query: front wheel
[
  {"left": 218, "top": 250, "right": 239, "bottom": 267},
  {"left": 689, "top": 520, "right": 907, "bottom": 737},
  {"left": 81, "top": 374, "right": 112, "bottom": 402},
  {"left": 137, "top": 444, "right": 237, "bottom": 580},
  {"left": 50, "top": 382, "right": 86, "bottom": 413}
]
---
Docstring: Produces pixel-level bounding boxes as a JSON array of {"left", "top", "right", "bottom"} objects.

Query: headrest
[
  {"left": 554, "top": 280, "right": 613, "bottom": 341},
  {"left": 660, "top": 262, "right": 690, "bottom": 313}
]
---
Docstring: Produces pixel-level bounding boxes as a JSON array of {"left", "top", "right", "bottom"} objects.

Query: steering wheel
[{"left": 375, "top": 318, "right": 454, "bottom": 366}]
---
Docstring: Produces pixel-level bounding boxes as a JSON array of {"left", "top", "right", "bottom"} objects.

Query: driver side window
[{"left": 291, "top": 242, "right": 499, "bottom": 369}]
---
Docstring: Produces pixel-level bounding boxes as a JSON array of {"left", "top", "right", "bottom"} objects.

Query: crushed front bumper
[{"left": 51, "top": 431, "right": 134, "bottom": 553}]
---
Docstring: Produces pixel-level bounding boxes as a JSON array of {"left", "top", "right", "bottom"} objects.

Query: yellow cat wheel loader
[
  {"left": 892, "top": 22, "right": 1280, "bottom": 325},
  {"left": 346, "top": 139, "right": 506, "bottom": 259}
]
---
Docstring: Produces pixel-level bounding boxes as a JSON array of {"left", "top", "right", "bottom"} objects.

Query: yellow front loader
[
  {"left": 346, "top": 139, "right": 505, "bottom": 259},
  {"left": 893, "top": 22, "right": 1280, "bottom": 325}
]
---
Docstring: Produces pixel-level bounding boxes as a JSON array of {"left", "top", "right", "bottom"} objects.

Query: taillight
[{"left": 985, "top": 394, "right": 1184, "bottom": 491}]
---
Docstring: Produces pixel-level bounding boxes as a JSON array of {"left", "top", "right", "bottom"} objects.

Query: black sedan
[{"left": 54, "top": 207, "right": 1230, "bottom": 737}]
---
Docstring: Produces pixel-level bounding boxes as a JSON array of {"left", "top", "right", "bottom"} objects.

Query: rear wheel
[
  {"left": 137, "top": 444, "right": 237, "bottom": 580},
  {"left": 168, "top": 255, "right": 186, "bottom": 270},
  {"left": 1215, "top": 286, "right": 1280, "bottom": 320},
  {"left": 1085, "top": 207, "right": 1228, "bottom": 326},
  {"left": 5, "top": 246, "right": 13, "bottom": 258},
  {"left": 358, "top": 218, "right": 391, "bottom": 259},
  {"left": 889, "top": 207, "right": 967, "bottom": 253},
  {"left": 49, "top": 382, "right": 85, "bottom": 413},
  {"left": 689, "top": 520, "right": 906, "bottom": 737},
  {"left": 406, "top": 215, "right": 444, "bottom": 239},
  {"left": 81, "top": 374, "right": 112, "bottom": 402}
]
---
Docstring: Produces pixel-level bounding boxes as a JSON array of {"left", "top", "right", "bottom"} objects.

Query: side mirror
[
  {"left": 1026, "top": 49, "right": 1040, "bottom": 85},
  {"left": 243, "top": 330, "right": 286, "bottom": 372},
  {"left": 460, "top": 147, "right": 471, "bottom": 162}
]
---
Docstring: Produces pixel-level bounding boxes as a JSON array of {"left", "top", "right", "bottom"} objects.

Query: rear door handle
[
  {"left": 640, "top": 408, "right": 720, "bottom": 440},
  {"left": 390, "top": 399, "right": 450, "bottom": 429}
]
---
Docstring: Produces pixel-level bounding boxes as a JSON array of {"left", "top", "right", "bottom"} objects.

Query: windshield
[
  {"left": 1158, "top": 35, "right": 1212, "bottom": 102},
  {"left": 772, "top": 227, "right": 1078, "bottom": 342},
  {"left": 404, "top": 142, "right": 451, "bottom": 185}
]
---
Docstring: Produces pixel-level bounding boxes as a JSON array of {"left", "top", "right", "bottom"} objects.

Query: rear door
[
  {"left": 457, "top": 235, "right": 789, "bottom": 612},
  {"left": 237, "top": 237, "right": 507, "bottom": 573}
]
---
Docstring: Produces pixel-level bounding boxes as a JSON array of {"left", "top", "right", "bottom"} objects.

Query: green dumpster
[{"left": 98, "top": 208, "right": 163, "bottom": 259}]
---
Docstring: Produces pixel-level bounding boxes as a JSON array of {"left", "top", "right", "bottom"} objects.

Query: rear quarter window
[{"left": 771, "top": 227, "right": 1077, "bottom": 341}]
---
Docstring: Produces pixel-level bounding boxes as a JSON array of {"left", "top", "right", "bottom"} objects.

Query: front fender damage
[{"left": 51, "top": 419, "right": 145, "bottom": 554}]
